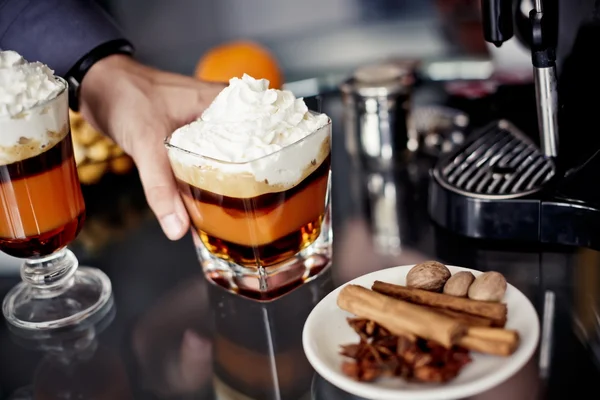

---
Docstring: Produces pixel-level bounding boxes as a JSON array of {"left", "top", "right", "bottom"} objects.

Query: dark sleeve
[{"left": 0, "top": 0, "right": 129, "bottom": 77}]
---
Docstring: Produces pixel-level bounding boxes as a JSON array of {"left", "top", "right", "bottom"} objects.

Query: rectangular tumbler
[{"left": 165, "top": 117, "right": 332, "bottom": 299}]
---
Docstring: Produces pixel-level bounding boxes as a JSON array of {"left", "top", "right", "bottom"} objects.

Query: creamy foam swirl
[
  {"left": 170, "top": 74, "right": 329, "bottom": 163},
  {"left": 168, "top": 74, "right": 331, "bottom": 196},
  {"left": 0, "top": 51, "right": 64, "bottom": 118},
  {"left": 0, "top": 50, "right": 68, "bottom": 165}
]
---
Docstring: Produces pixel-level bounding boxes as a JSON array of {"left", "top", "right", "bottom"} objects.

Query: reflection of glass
[
  {"left": 132, "top": 277, "right": 214, "bottom": 398},
  {"left": 165, "top": 119, "right": 332, "bottom": 299},
  {"left": 210, "top": 268, "right": 335, "bottom": 400},
  {"left": 7, "top": 298, "right": 132, "bottom": 400},
  {"left": 366, "top": 171, "right": 402, "bottom": 256},
  {"left": 362, "top": 166, "right": 429, "bottom": 258},
  {"left": 572, "top": 248, "right": 600, "bottom": 372},
  {"left": 0, "top": 80, "right": 112, "bottom": 330}
]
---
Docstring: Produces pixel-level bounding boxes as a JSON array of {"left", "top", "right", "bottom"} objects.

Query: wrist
[
  {"left": 77, "top": 54, "right": 139, "bottom": 140},
  {"left": 81, "top": 53, "right": 136, "bottom": 92},
  {"left": 79, "top": 53, "right": 138, "bottom": 109},
  {"left": 67, "top": 39, "right": 134, "bottom": 111}
]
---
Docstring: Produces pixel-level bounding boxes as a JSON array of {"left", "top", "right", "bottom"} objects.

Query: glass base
[
  {"left": 2, "top": 266, "right": 112, "bottom": 331},
  {"left": 198, "top": 233, "right": 331, "bottom": 301}
]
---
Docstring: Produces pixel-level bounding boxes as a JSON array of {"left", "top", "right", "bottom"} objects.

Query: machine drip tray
[
  {"left": 429, "top": 120, "right": 600, "bottom": 250},
  {"left": 433, "top": 120, "right": 556, "bottom": 199}
]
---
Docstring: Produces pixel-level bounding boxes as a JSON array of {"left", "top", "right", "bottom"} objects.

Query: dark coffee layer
[
  {"left": 0, "top": 132, "right": 74, "bottom": 183},
  {"left": 0, "top": 211, "right": 84, "bottom": 258},
  {"left": 198, "top": 215, "right": 323, "bottom": 267},
  {"left": 177, "top": 155, "right": 330, "bottom": 213}
]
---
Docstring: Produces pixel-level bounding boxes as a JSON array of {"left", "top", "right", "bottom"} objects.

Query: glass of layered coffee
[
  {"left": 0, "top": 51, "right": 111, "bottom": 330},
  {"left": 166, "top": 75, "right": 332, "bottom": 299}
]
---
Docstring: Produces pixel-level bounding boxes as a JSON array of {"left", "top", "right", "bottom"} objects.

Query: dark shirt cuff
[
  {"left": 0, "top": 0, "right": 130, "bottom": 78},
  {"left": 67, "top": 39, "right": 134, "bottom": 111}
]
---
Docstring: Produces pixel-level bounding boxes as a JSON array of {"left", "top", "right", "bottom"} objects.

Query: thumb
[{"left": 131, "top": 133, "right": 189, "bottom": 240}]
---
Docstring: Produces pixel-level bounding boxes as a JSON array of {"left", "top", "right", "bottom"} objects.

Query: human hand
[{"left": 78, "top": 55, "right": 224, "bottom": 240}]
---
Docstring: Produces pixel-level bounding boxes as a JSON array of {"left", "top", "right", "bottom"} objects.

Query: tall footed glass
[
  {"left": 165, "top": 118, "right": 332, "bottom": 300},
  {"left": 0, "top": 78, "right": 111, "bottom": 330}
]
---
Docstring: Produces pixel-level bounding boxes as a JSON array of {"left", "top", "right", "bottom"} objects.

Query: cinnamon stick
[
  {"left": 423, "top": 306, "right": 494, "bottom": 327},
  {"left": 459, "top": 336, "right": 517, "bottom": 356},
  {"left": 467, "top": 326, "right": 519, "bottom": 344},
  {"left": 372, "top": 281, "right": 507, "bottom": 324},
  {"left": 458, "top": 327, "right": 520, "bottom": 356},
  {"left": 337, "top": 285, "right": 466, "bottom": 348}
]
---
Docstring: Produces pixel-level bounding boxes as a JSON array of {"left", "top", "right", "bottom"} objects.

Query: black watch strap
[{"left": 66, "top": 39, "right": 135, "bottom": 111}]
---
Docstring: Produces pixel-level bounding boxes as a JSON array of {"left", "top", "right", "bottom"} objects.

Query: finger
[
  {"left": 165, "top": 79, "right": 225, "bottom": 125},
  {"left": 131, "top": 135, "right": 189, "bottom": 240}
]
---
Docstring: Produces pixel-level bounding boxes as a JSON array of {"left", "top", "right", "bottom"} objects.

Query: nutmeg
[
  {"left": 406, "top": 261, "right": 451, "bottom": 292},
  {"left": 443, "top": 271, "right": 475, "bottom": 297},
  {"left": 468, "top": 271, "right": 507, "bottom": 302}
]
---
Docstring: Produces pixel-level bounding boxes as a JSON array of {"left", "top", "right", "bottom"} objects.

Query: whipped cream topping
[
  {"left": 0, "top": 50, "right": 68, "bottom": 165},
  {"left": 0, "top": 51, "right": 64, "bottom": 117},
  {"left": 168, "top": 74, "right": 331, "bottom": 193},
  {"left": 170, "top": 74, "right": 329, "bottom": 163}
]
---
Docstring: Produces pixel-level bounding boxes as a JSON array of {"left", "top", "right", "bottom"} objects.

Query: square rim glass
[
  {"left": 164, "top": 115, "right": 332, "bottom": 164},
  {"left": 164, "top": 114, "right": 333, "bottom": 298}
]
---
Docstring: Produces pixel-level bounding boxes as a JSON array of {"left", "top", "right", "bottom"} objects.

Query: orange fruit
[{"left": 195, "top": 40, "right": 284, "bottom": 89}]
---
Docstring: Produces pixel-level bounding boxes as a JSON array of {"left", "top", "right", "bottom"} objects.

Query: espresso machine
[{"left": 429, "top": 0, "right": 600, "bottom": 250}]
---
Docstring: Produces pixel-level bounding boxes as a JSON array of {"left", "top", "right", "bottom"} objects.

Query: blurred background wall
[{"left": 98, "top": 0, "right": 469, "bottom": 81}]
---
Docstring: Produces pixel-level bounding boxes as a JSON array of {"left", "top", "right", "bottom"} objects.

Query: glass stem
[{"left": 21, "top": 247, "right": 78, "bottom": 299}]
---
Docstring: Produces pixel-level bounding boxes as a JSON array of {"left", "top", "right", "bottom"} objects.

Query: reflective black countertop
[{"left": 0, "top": 86, "right": 599, "bottom": 400}]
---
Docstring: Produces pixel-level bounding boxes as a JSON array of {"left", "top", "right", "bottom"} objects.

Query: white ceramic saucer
[{"left": 302, "top": 265, "right": 540, "bottom": 400}]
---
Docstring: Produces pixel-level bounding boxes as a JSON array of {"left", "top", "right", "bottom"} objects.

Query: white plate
[{"left": 302, "top": 265, "right": 540, "bottom": 400}]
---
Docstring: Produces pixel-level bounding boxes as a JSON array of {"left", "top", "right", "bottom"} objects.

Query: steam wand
[{"left": 531, "top": 0, "right": 559, "bottom": 157}]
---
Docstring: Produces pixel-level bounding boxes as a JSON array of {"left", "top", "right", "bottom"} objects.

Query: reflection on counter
[
  {"left": 210, "top": 270, "right": 334, "bottom": 400},
  {"left": 6, "top": 297, "right": 130, "bottom": 400},
  {"left": 357, "top": 162, "right": 431, "bottom": 259},
  {"left": 131, "top": 269, "right": 334, "bottom": 399},
  {"left": 573, "top": 248, "right": 600, "bottom": 369},
  {"left": 365, "top": 171, "right": 401, "bottom": 256},
  {"left": 132, "top": 276, "right": 214, "bottom": 398},
  {"left": 75, "top": 174, "right": 152, "bottom": 254}
]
